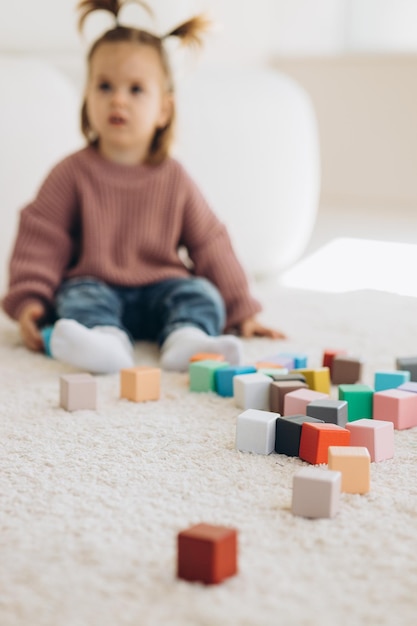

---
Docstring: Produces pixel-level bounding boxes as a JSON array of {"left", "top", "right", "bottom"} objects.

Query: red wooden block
[
  {"left": 322, "top": 349, "right": 347, "bottom": 374},
  {"left": 299, "top": 422, "right": 351, "bottom": 465},
  {"left": 177, "top": 523, "right": 238, "bottom": 585}
]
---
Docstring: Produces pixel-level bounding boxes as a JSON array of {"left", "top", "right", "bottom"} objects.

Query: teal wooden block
[
  {"left": 215, "top": 366, "right": 257, "bottom": 397},
  {"left": 189, "top": 360, "right": 229, "bottom": 392},
  {"left": 338, "top": 384, "right": 374, "bottom": 421},
  {"left": 374, "top": 370, "right": 410, "bottom": 392}
]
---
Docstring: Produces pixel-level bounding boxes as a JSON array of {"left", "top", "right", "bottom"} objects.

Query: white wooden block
[
  {"left": 236, "top": 409, "right": 278, "bottom": 455},
  {"left": 292, "top": 467, "right": 341, "bottom": 518},
  {"left": 233, "top": 373, "right": 271, "bottom": 410}
]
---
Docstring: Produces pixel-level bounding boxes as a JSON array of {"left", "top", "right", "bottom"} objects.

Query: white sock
[
  {"left": 50, "top": 319, "right": 134, "bottom": 374},
  {"left": 160, "top": 326, "right": 243, "bottom": 372}
]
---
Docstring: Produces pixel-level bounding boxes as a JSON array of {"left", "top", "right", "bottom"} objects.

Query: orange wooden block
[
  {"left": 299, "top": 422, "right": 351, "bottom": 465},
  {"left": 255, "top": 361, "right": 285, "bottom": 370},
  {"left": 189, "top": 353, "right": 225, "bottom": 363},
  {"left": 328, "top": 446, "right": 371, "bottom": 494},
  {"left": 177, "top": 523, "right": 238, "bottom": 585},
  {"left": 120, "top": 366, "right": 161, "bottom": 402}
]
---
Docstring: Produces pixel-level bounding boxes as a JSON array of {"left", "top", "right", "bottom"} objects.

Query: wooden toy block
[
  {"left": 275, "top": 414, "right": 323, "bottom": 457},
  {"left": 373, "top": 388, "right": 417, "bottom": 430},
  {"left": 236, "top": 409, "right": 278, "bottom": 454},
  {"left": 255, "top": 361, "right": 286, "bottom": 370},
  {"left": 322, "top": 349, "right": 347, "bottom": 374},
  {"left": 271, "top": 372, "right": 307, "bottom": 384},
  {"left": 270, "top": 380, "right": 308, "bottom": 415},
  {"left": 374, "top": 370, "right": 410, "bottom": 392},
  {"left": 258, "top": 368, "right": 289, "bottom": 378},
  {"left": 306, "top": 399, "right": 348, "bottom": 427},
  {"left": 120, "top": 366, "right": 161, "bottom": 402},
  {"left": 177, "top": 523, "right": 238, "bottom": 585},
  {"left": 60, "top": 373, "right": 97, "bottom": 411},
  {"left": 338, "top": 384, "right": 374, "bottom": 421},
  {"left": 283, "top": 388, "right": 328, "bottom": 416},
  {"left": 266, "top": 352, "right": 308, "bottom": 369},
  {"left": 291, "top": 368, "right": 331, "bottom": 394},
  {"left": 292, "top": 467, "right": 341, "bottom": 519},
  {"left": 345, "top": 418, "right": 394, "bottom": 462},
  {"left": 398, "top": 381, "right": 417, "bottom": 393},
  {"left": 328, "top": 446, "right": 371, "bottom": 494},
  {"left": 262, "top": 353, "right": 294, "bottom": 369},
  {"left": 233, "top": 372, "right": 272, "bottom": 411},
  {"left": 331, "top": 355, "right": 364, "bottom": 384},
  {"left": 189, "top": 352, "right": 225, "bottom": 363},
  {"left": 214, "top": 365, "right": 257, "bottom": 397},
  {"left": 396, "top": 356, "right": 417, "bottom": 381},
  {"left": 299, "top": 422, "right": 350, "bottom": 465},
  {"left": 189, "top": 360, "right": 229, "bottom": 392}
]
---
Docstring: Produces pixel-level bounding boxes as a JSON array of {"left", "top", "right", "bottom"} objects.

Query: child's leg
[
  {"left": 46, "top": 278, "right": 134, "bottom": 374},
  {"left": 151, "top": 277, "right": 243, "bottom": 371}
]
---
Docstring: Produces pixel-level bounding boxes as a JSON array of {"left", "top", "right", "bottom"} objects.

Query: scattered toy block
[
  {"left": 299, "top": 422, "right": 350, "bottom": 465},
  {"left": 292, "top": 467, "right": 341, "bottom": 519},
  {"left": 177, "top": 523, "right": 238, "bottom": 584},
  {"left": 120, "top": 366, "right": 161, "bottom": 402},
  {"left": 233, "top": 373, "right": 271, "bottom": 411},
  {"left": 189, "top": 360, "right": 229, "bottom": 392},
  {"left": 398, "top": 381, "right": 417, "bottom": 393},
  {"left": 283, "top": 388, "right": 328, "bottom": 416},
  {"left": 214, "top": 365, "right": 257, "bottom": 397},
  {"left": 338, "top": 384, "right": 374, "bottom": 421},
  {"left": 189, "top": 352, "right": 225, "bottom": 363},
  {"left": 322, "top": 349, "right": 347, "bottom": 375},
  {"left": 270, "top": 380, "right": 308, "bottom": 415},
  {"left": 345, "top": 418, "right": 394, "bottom": 462},
  {"left": 291, "top": 368, "right": 331, "bottom": 394},
  {"left": 262, "top": 353, "right": 295, "bottom": 369},
  {"left": 60, "top": 373, "right": 97, "bottom": 411},
  {"left": 271, "top": 372, "right": 307, "bottom": 384},
  {"left": 328, "top": 446, "right": 371, "bottom": 494},
  {"left": 396, "top": 356, "right": 417, "bottom": 381},
  {"left": 373, "top": 388, "right": 417, "bottom": 430},
  {"left": 374, "top": 370, "right": 410, "bottom": 392},
  {"left": 236, "top": 409, "right": 278, "bottom": 455},
  {"left": 269, "top": 352, "right": 308, "bottom": 369},
  {"left": 258, "top": 368, "right": 289, "bottom": 378},
  {"left": 275, "top": 415, "right": 323, "bottom": 457},
  {"left": 306, "top": 399, "right": 348, "bottom": 427},
  {"left": 255, "top": 361, "right": 286, "bottom": 370},
  {"left": 331, "top": 356, "right": 364, "bottom": 385}
]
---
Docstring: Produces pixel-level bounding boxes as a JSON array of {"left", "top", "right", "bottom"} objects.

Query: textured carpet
[{"left": 1, "top": 282, "right": 416, "bottom": 626}]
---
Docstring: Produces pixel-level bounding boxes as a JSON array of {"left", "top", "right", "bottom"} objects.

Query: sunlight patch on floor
[{"left": 281, "top": 237, "right": 417, "bottom": 297}]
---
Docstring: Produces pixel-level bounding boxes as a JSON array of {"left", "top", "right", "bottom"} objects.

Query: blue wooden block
[
  {"left": 374, "top": 370, "right": 411, "bottom": 392},
  {"left": 214, "top": 365, "right": 257, "bottom": 397}
]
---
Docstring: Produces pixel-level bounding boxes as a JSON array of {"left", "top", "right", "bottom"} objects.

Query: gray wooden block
[{"left": 306, "top": 399, "right": 348, "bottom": 426}]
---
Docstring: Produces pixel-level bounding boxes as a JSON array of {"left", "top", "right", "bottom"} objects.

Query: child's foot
[
  {"left": 160, "top": 326, "right": 243, "bottom": 371},
  {"left": 49, "top": 319, "right": 134, "bottom": 374}
]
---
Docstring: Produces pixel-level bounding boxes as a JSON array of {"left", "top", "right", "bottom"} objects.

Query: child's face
[{"left": 86, "top": 41, "right": 172, "bottom": 164}]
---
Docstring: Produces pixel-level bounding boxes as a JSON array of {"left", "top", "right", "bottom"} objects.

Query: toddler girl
[{"left": 2, "top": 0, "right": 285, "bottom": 374}]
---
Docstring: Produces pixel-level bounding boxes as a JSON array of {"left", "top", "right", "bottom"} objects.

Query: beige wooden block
[
  {"left": 60, "top": 373, "right": 97, "bottom": 411},
  {"left": 328, "top": 446, "right": 370, "bottom": 494},
  {"left": 120, "top": 366, "right": 161, "bottom": 402}
]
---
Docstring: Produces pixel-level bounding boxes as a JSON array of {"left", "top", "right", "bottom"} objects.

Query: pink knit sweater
[{"left": 2, "top": 146, "right": 261, "bottom": 328}]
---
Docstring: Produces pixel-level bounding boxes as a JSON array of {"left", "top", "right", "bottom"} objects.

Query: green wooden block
[
  {"left": 189, "top": 360, "right": 230, "bottom": 392},
  {"left": 338, "top": 384, "right": 374, "bottom": 421}
]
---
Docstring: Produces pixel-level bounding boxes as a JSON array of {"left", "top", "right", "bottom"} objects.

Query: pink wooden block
[
  {"left": 345, "top": 418, "right": 394, "bottom": 462},
  {"left": 283, "top": 388, "right": 328, "bottom": 416},
  {"left": 373, "top": 389, "right": 417, "bottom": 430}
]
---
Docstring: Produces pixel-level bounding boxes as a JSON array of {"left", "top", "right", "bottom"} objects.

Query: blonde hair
[{"left": 77, "top": 1, "right": 210, "bottom": 165}]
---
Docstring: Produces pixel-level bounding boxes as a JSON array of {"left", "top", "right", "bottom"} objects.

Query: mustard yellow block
[
  {"left": 328, "top": 446, "right": 370, "bottom": 494},
  {"left": 293, "top": 367, "right": 331, "bottom": 394},
  {"left": 120, "top": 366, "right": 161, "bottom": 402}
]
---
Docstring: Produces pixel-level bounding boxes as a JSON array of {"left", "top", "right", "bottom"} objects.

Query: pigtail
[
  {"left": 77, "top": 0, "right": 153, "bottom": 33},
  {"left": 164, "top": 15, "right": 212, "bottom": 49}
]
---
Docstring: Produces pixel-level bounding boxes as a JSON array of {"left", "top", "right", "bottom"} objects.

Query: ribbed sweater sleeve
[
  {"left": 2, "top": 147, "right": 262, "bottom": 328},
  {"left": 2, "top": 157, "right": 78, "bottom": 320}
]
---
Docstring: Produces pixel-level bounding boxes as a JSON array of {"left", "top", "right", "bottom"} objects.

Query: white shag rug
[{"left": 1, "top": 281, "right": 417, "bottom": 626}]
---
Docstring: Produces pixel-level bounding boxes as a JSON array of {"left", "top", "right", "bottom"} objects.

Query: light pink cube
[
  {"left": 345, "top": 418, "right": 394, "bottom": 462},
  {"left": 373, "top": 389, "right": 417, "bottom": 430},
  {"left": 284, "top": 388, "right": 328, "bottom": 416}
]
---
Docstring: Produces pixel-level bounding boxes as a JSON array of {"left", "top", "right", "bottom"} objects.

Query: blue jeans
[{"left": 54, "top": 276, "right": 226, "bottom": 346}]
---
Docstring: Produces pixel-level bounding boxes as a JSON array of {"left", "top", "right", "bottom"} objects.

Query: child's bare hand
[
  {"left": 18, "top": 302, "right": 46, "bottom": 351},
  {"left": 239, "top": 317, "right": 287, "bottom": 339}
]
